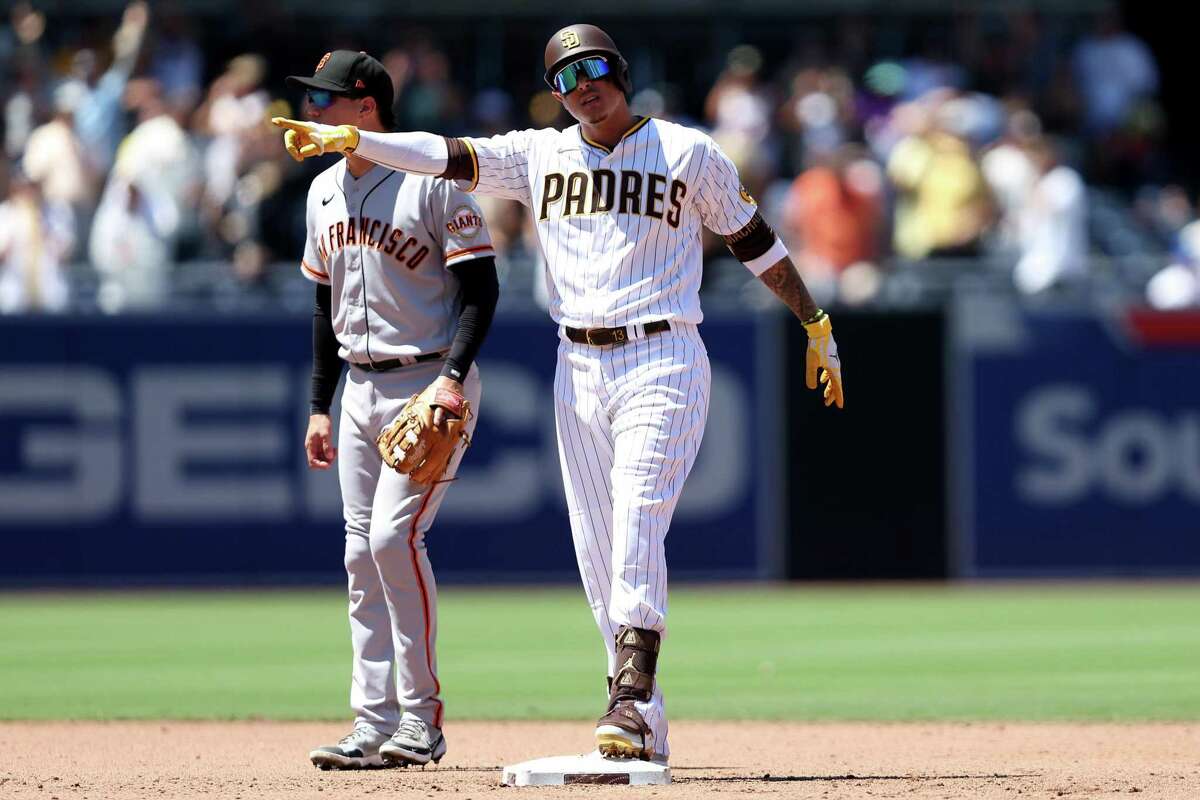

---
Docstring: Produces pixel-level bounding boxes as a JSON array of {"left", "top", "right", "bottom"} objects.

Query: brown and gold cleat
[
  {"left": 595, "top": 626, "right": 660, "bottom": 761},
  {"left": 596, "top": 734, "right": 646, "bottom": 760},
  {"left": 596, "top": 699, "right": 652, "bottom": 759}
]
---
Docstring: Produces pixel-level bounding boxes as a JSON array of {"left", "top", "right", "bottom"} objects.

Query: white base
[{"left": 501, "top": 750, "right": 671, "bottom": 786}]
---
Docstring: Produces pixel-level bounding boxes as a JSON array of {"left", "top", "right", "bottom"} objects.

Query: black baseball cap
[{"left": 286, "top": 50, "right": 395, "bottom": 129}]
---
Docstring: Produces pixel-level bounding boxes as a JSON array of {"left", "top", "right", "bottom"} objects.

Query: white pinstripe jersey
[
  {"left": 300, "top": 160, "right": 494, "bottom": 363},
  {"left": 459, "top": 117, "right": 779, "bottom": 328}
]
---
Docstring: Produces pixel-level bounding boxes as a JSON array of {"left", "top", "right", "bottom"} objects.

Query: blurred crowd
[
  {"left": 1, "top": 3, "right": 1196, "bottom": 314},
  {"left": 693, "top": 8, "right": 1177, "bottom": 307}
]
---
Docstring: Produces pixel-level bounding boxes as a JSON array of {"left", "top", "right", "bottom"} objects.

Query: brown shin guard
[
  {"left": 610, "top": 626, "right": 659, "bottom": 702},
  {"left": 597, "top": 626, "right": 660, "bottom": 756}
]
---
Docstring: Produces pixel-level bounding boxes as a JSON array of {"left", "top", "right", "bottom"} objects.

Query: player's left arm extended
[{"left": 757, "top": 256, "right": 844, "bottom": 409}]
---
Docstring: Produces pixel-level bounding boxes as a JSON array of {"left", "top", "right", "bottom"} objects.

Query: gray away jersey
[
  {"left": 458, "top": 116, "right": 786, "bottom": 328},
  {"left": 301, "top": 160, "right": 494, "bottom": 363}
]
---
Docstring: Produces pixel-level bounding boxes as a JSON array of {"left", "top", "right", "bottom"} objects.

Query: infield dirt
[{"left": 1, "top": 721, "right": 1196, "bottom": 799}]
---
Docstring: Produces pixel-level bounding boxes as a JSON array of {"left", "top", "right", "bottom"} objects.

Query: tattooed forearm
[{"left": 758, "top": 258, "right": 820, "bottom": 322}]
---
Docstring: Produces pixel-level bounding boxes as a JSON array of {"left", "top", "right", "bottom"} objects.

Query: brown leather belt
[{"left": 565, "top": 320, "right": 671, "bottom": 346}]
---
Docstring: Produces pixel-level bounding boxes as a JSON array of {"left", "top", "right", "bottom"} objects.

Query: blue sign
[
  {"left": 954, "top": 299, "right": 1200, "bottom": 576},
  {"left": 0, "top": 312, "right": 779, "bottom": 585}
]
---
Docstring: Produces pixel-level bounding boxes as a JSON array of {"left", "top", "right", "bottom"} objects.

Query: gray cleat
[
  {"left": 379, "top": 712, "right": 447, "bottom": 767},
  {"left": 309, "top": 725, "right": 391, "bottom": 770}
]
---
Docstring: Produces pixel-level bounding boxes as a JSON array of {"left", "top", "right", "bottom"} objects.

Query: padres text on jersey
[{"left": 456, "top": 117, "right": 782, "bottom": 329}]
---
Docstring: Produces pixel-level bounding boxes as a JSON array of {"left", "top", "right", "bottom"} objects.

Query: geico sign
[
  {"left": 0, "top": 365, "right": 295, "bottom": 522},
  {"left": 0, "top": 364, "right": 747, "bottom": 523},
  {"left": 1015, "top": 384, "right": 1200, "bottom": 505}
]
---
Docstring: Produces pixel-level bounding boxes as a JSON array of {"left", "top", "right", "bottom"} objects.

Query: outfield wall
[
  {"left": 782, "top": 309, "right": 949, "bottom": 579},
  {"left": 950, "top": 298, "right": 1200, "bottom": 576},
  {"left": 0, "top": 312, "right": 783, "bottom": 585},
  {"left": 779, "top": 301, "right": 1200, "bottom": 579},
  {"left": 2, "top": 302, "right": 1198, "bottom": 586}
]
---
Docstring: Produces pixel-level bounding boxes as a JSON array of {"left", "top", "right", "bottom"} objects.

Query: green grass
[{"left": 1, "top": 584, "right": 1198, "bottom": 721}]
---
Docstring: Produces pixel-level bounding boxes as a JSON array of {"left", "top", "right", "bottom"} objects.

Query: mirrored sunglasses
[
  {"left": 553, "top": 56, "right": 611, "bottom": 94},
  {"left": 305, "top": 89, "right": 342, "bottom": 109}
]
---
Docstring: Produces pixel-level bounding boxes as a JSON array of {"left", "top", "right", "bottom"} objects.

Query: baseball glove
[{"left": 376, "top": 384, "right": 472, "bottom": 484}]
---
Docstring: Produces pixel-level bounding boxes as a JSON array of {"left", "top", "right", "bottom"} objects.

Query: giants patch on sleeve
[{"left": 446, "top": 205, "right": 483, "bottom": 239}]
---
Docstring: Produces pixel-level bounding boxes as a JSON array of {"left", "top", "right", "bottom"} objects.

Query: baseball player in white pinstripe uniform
[
  {"left": 275, "top": 25, "right": 843, "bottom": 764},
  {"left": 285, "top": 51, "right": 499, "bottom": 771}
]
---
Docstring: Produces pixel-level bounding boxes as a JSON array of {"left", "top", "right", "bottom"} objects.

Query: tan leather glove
[
  {"left": 270, "top": 117, "right": 360, "bottom": 162},
  {"left": 376, "top": 383, "right": 472, "bottom": 484}
]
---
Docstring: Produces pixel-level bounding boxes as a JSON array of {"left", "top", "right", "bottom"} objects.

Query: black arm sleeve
[
  {"left": 441, "top": 256, "right": 499, "bottom": 382},
  {"left": 311, "top": 283, "right": 343, "bottom": 415},
  {"left": 723, "top": 211, "right": 778, "bottom": 263}
]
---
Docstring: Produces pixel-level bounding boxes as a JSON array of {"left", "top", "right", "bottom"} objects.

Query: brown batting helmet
[{"left": 543, "top": 24, "right": 632, "bottom": 95}]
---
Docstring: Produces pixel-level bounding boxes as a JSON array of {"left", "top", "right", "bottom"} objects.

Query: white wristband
[{"left": 742, "top": 238, "right": 789, "bottom": 276}]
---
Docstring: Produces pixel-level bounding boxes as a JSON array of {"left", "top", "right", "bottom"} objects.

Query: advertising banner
[
  {"left": 0, "top": 312, "right": 779, "bottom": 584},
  {"left": 953, "top": 299, "right": 1200, "bottom": 576}
]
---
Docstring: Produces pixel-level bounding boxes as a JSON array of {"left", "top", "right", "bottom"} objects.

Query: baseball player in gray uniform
[
  {"left": 275, "top": 26, "right": 843, "bottom": 764},
  {"left": 286, "top": 51, "right": 499, "bottom": 770}
]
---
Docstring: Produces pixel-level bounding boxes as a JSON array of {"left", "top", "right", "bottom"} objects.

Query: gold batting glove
[
  {"left": 270, "top": 117, "right": 360, "bottom": 162},
  {"left": 803, "top": 310, "right": 844, "bottom": 409}
]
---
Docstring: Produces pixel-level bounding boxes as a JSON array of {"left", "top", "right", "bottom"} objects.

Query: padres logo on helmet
[{"left": 543, "top": 23, "right": 632, "bottom": 95}]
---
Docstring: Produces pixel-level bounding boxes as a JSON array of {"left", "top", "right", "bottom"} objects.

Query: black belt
[
  {"left": 354, "top": 351, "right": 446, "bottom": 372},
  {"left": 565, "top": 320, "right": 671, "bottom": 346}
]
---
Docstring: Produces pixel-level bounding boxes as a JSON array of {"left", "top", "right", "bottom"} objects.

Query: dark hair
[{"left": 376, "top": 95, "right": 395, "bottom": 131}]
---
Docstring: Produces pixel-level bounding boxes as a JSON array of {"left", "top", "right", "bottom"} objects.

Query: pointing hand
[{"left": 271, "top": 118, "right": 361, "bottom": 162}]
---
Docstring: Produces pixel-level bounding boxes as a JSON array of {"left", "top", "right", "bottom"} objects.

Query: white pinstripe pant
[
  {"left": 338, "top": 360, "right": 481, "bottom": 736},
  {"left": 553, "top": 322, "right": 711, "bottom": 758}
]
